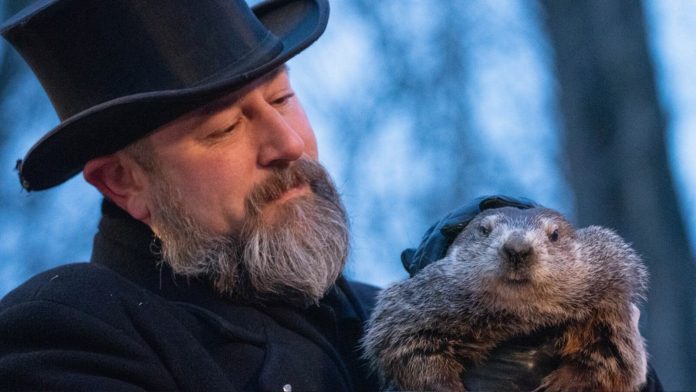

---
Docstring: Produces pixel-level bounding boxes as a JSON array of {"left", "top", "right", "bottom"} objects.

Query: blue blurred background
[{"left": 1, "top": 0, "right": 695, "bottom": 389}]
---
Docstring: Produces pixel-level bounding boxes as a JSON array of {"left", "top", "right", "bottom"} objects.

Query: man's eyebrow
[{"left": 198, "top": 65, "right": 290, "bottom": 117}]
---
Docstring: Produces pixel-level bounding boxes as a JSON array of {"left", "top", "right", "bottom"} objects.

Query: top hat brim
[{"left": 17, "top": 0, "right": 329, "bottom": 191}]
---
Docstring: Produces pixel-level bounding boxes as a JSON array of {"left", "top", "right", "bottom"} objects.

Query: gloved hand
[
  {"left": 401, "top": 195, "right": 539, "bottom": 277},
  {"left": 462, "top": 327, "right": 561, "bottom": 391},
  {"left": 461, "top": 316, "right": 662, "bottom": 392}
]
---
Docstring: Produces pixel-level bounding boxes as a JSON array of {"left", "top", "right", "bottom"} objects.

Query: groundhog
[{"left": 362, "top": 207, "right": 648, "bottom": 392}]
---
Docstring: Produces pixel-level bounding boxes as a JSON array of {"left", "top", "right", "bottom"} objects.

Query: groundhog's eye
[
  {"left": 479, "top": 225, "right": 490, "bottom": 236},
  {"left": 549, "top": 229, "right": 560, "bottom": 242}
]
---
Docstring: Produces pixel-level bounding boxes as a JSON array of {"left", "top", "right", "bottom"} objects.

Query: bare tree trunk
[{"left": 540, "top": 0, "right": 696, "bottom": 389}]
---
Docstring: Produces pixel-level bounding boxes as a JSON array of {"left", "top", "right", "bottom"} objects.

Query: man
[
  {"left": 0, "top": 0, "right": 379, "bottom": 390},
  {"left": 0, "top": 0, "right": 662, "bottom": 390}
]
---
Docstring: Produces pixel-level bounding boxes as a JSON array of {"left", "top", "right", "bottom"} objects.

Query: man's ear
[{"left": 83, "top": 153, "right": 151, "bottom": 223}]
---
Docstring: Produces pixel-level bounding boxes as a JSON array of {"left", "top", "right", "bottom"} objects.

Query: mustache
[{"left": 245, "top": 158, "right": 340, "bottom": 214}]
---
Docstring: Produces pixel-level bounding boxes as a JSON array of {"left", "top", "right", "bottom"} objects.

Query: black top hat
[{"left": 1, "top": 0, "right": 329, "bottom": 191}]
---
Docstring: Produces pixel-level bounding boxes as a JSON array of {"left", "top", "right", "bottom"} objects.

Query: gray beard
[{"left": 148, "top": 158, "right": 349, "bottom": 307}]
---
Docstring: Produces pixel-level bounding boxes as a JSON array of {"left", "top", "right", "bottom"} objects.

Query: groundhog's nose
[{"left": 502, "top": 235, "right": 534, "bottom": 267}]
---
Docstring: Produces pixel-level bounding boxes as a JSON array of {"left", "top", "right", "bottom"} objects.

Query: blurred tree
[
  {"left": 540, "top": 0, "right": 696, "bottom": 389},
  {"left": 331, "top": 0, "right": 486, "bottom": 214}
]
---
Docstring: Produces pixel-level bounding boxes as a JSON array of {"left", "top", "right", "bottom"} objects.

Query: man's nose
[{"left": 256, "top": 107, "right": 305, "bottom": 167}]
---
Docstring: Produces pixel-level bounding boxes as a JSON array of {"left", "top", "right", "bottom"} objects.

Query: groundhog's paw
[
  {"left": 538, "top": 365, "right": 597, "bottom": 392},
  {"left": 390, "top": 377, "right": 466, "bottom": 392},
  {"left": 388, "top": 371, "right": 466, "bottom": 392}
]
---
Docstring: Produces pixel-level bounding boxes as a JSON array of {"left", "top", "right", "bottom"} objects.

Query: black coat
[{"left": 0, "top": 201, "right": 380, "bottom": 391}]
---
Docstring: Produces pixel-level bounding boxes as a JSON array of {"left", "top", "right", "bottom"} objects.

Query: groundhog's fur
[{"left": 362, "top": 207, "right": 648, "bottom": 392}]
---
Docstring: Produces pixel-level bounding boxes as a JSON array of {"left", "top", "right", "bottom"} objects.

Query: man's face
[
  {"left": 131, "top": 68, "right": 348, "bottom": 305},
  {"left": 145, "top": 67, "right": 320, "bottom": 235}
]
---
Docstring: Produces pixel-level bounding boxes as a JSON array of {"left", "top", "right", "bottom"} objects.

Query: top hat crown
[{"left": 1, "top": 0, "right": 329, "bottom": 191}]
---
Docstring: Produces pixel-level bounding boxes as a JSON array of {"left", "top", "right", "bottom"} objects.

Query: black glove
[
  {"left": 401, "top": 195, "right": 539, "bottom": 277},
  {"left": 462, "top": 330, "right": 663, "bottom": 392}
]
